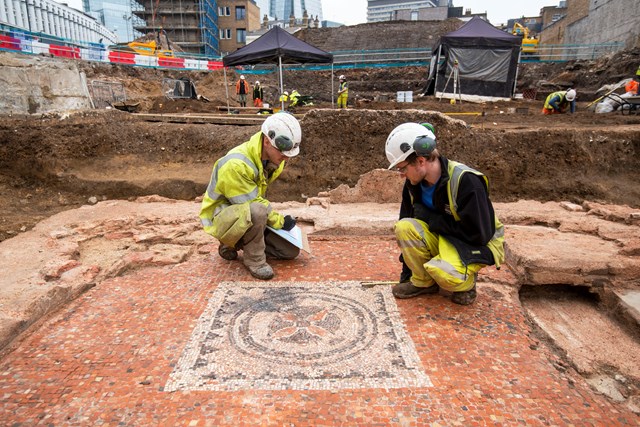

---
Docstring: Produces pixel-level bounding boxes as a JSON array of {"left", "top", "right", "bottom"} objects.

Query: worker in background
[
  {"left": 288, "top": 90, "right": 301, "bottom": 108},
  {"left": 199, "top": 113, "right": 302, "bottom": 280},
  {"left": 542, "top": 88, "right": 576, "bottom": 114},
  {"left": 253, "top": 81, "right": 264, "bottom": 108},
  {"left": 385, "top": 122, "right": 505, "bottom": 305},
  {"left": 337, "top": 74, "right": 349, "bottom": 109},
  {"left": 624, "top": 67, "right": 639, "bottom": 95},
  {"left": 279, "top": 91, "right": 289, "bottom": 110},
  {"left": 235, "top": 75, "right": 250, "bottom": 107}
]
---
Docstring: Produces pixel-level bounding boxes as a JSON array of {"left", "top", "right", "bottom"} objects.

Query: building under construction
[{"left": 131, "top": 0, "right": 219, "bottom": 56}]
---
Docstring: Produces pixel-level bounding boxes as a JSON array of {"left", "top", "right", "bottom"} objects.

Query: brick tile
[{"left": 0, "top": 239, "right": 636, "bottom": 425}]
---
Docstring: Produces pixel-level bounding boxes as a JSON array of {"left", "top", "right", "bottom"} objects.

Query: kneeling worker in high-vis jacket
[
  {"left": 199, "top": 113, "right": 302, "bottom": 280},
  {"left": 385, "top": 122, "right": 505, "bottom": 305}
]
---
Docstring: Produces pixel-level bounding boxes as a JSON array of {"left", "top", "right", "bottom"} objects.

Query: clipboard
[{"left": 267, "top": 225, "right": 311, "bottom": 253}]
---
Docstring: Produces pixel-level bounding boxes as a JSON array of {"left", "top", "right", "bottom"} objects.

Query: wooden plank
[{"left": 132, "top": 113, "right": 266, "bottom": 125}]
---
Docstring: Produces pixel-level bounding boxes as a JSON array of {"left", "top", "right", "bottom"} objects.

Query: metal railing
[
  {"left": 0, "top": 24, "right": 628, "bottom": 69},
  {"left": 521, "top": 42, "right": 625, "bottom": 62},
  {"left": 331, "top": 48, "right": 432, "bottom": 65},
  {"left": 90, "top": 81, "right": 126, "bottom": 108}
]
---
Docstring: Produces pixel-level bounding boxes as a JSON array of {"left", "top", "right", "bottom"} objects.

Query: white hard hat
[
  {"left": 240, "top": 75, "right": 245, "bottom": 80},
  {"left": 284, "top": 91, "right": 289, "bottom": 95},
  {"left": 255, "top": 81, "right": 260, "bottom": 85},
  {"left": 385, "top": 123, "right": 436, "bottom": 170},
  {"left": 565, "top": 89, "right": 576, "bottom": 101},
  {"left": 261, "top": 112, "right": 302, "bottom": 157},
  {"left": 339, "top": 75, "right": 345, "bottom": 80}
]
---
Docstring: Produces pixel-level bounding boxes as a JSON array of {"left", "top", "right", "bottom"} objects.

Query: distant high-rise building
[
  {"left": 83, "top": 0, "right": 137, "bottom": 42},
  {"left": 255, "top": 0, "right": 322, "bottom": 21},
  {"left": 367, "top": 0, "right": 451, "bottom": 23}
]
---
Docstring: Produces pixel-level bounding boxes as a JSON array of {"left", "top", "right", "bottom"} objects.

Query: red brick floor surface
[{"left": 1, "top": 238, "right": 637, "bottom": 426}]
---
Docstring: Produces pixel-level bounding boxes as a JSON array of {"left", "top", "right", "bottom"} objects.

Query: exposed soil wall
[{"left": 1, "top": 108, "right": 638, "bottom": 209}]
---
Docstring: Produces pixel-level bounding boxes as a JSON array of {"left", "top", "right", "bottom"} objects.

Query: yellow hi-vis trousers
[
  {"left": 337, "top": 93, "right": 348, "bottom": 108},
  {"left": 394, "top": 218, "right": 484, "bottom": 292}
]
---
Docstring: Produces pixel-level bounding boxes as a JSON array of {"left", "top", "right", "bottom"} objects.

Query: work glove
[
  {"left": 413, "top": 203, "right": 434, "bottom": 225},
  {"left": 282, "top": 215, "right": 296, "bottom": 231}
]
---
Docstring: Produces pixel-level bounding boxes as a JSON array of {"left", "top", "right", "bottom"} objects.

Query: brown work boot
[
  {"left": 451, "top": 285, "right": 477, "bottom": 305},
  {"left": 218, "top": 243, "right": 238, "bottom": 261},
  {"left": 392, "top": 282, "right": 439, "bottom": 299},
  {"left": 452, "top": 274, "right": 477, "bottom": 305},
  {"left": 246, "top": 263, "right": 274, "bottom": 280}
]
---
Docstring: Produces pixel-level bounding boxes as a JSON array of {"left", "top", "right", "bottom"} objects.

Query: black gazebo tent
[
  {"left": 222, "top": 26, "right": 333, "bottom": 110},
  {"left": 425, "top": 17, "right": 522, "bottom": 101}
]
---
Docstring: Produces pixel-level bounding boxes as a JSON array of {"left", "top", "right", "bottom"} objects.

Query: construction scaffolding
[{"left": 130, "top": 0, "right": 219, "bottom": 56}]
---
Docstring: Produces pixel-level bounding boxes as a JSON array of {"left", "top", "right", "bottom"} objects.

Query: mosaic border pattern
[{"left": 165, "top": 281, "right": 431, "bottom": 391}]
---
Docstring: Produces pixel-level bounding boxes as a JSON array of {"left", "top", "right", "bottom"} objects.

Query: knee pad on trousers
[{"left": 249, "top": 202, "right": 268, "bottom": 226}]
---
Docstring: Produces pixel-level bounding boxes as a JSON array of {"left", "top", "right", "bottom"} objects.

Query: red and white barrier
[
  {"left": 1, "top": 35, "right": 223, "bottom": 72},
  {"left": 49, "top": 44, "right": 80, "bottom": 59},
  {"left": 0, "top": 35, "right": 21, "bottom": 51}
]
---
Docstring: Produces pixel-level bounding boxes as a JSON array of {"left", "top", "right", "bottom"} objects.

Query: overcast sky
[{"left": 323, "top": 0, "right": 559, "bottom": 26}]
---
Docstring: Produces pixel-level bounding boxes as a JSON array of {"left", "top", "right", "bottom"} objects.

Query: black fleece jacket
[{"left": 398, "top": 156, "right": 496, "bottom": 280}]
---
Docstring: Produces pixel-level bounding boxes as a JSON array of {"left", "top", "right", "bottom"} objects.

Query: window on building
[
  {"left": 218, "top": 6, "right": 230, "bottom": 16},
  {"left": 551, "top": 13, "right": 562, "bottom": 21},
  {"left": 219, "top": 28, "right": 231, "bottom": 39},
  {"left": 411, "top": 11, "right": 418, "bottom": 21},
  {"left": 236, "top": 6, "right": 246, "bottom": 20},
  {"left": 236, "top": 28, "right": 246, "bottom": 43}
]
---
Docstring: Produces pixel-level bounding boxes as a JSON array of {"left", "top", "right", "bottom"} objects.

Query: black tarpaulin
[
  {"left": 425, "top": 17, "right": 522, "bottom": 100},
  {"left": 222, "top": 26, "right": 333, "bottom": 66}
]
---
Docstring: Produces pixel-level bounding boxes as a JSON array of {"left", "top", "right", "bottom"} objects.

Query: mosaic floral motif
[{"left": 165, "top": 281, "right": 431, "bottom": 391}]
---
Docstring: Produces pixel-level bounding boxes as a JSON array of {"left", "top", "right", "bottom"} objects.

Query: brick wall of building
[{"left": 218, "top": 0, "right": 260, "bottom": 54}]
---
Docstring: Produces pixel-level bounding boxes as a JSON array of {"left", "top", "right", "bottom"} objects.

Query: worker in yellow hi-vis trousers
[
  {"left": 337, "top": 75, "right": 348, "bottom": 108},
  {"left": 385, "top": 122, "right": 504, "bottom": 305}
]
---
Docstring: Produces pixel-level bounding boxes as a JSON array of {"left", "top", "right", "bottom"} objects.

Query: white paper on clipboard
[{"left": 266, "top": 225, "right": 311, "bottom": 253}]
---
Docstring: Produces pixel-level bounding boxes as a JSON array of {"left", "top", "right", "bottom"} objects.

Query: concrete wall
[
  {"left": 0, "top": 53, "right": 90, "bottom": 114},
  {"left": 396, "top": 6, "right": 448, "bottom": 21},
  {"left": 566, "top": 0, "right": 640, "bottom": 48}
]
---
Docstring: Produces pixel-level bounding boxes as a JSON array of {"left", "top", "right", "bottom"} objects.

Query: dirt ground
[
  {"left": 1, "top": 47, "right": 640, "bottom": 416},
  {"left": 1, "top": 47, "right": 640, "bottom": 243}
]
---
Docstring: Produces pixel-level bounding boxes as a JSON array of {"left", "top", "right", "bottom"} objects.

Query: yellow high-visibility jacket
[
  {"left": 402, "top": 158, "right": 504, "bottom": 268},
  {"left": 446, "top": 160, "right": 505, "bottom": 268},
  {"left": 339, "top": 81, "right": 349, "bottom": 96},
  {"left": 199, "top": 132, "right": 286, "bottom": 245}
]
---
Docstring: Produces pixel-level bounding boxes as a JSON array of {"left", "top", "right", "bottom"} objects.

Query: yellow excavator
[
  {"left": 512, "top": 22, "right": 539, "bottom": 55},
  {"left": 110, "top": 40, "right": 174, "bottom": 57}
]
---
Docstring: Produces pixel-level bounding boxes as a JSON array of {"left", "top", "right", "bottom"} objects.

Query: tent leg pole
[
  {"left": 223, "top": 66, "right": 230, "bottom": 114},
  {"left": 513, "top": 51, "right": 522, "bottom": 98},
  {"left": 332, "top": 62, "right": 335, "bottom": 109},
  {"left": 279, "top": 56, "right": 285, "bottom": 111},
  {"left": 434, "top": 45, "right": 441, "bottom": 100}
]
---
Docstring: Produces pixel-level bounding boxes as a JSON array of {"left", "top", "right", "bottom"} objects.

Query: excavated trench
[
  {"left": 520, "top": 285, "right": 640, "bottom": 411},
  {"left": 1, "top": 108, "right": 640, "bottom": 208},
  {"left": 1, "top": 108, "right": 640, "bottom": 412}
]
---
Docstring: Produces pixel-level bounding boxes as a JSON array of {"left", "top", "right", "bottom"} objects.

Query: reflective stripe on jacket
[
  {"left": 544, "top": 91, "right": 566, "bottom": 110},
  {"left": 199, "top": 132, "right": 286, "bottom": 242},
  {"left": 445, "top": 160, "right": 505, "bottom": 268},
  {"left": 339, "top": 81, "right": 349, "bottom": 96},
  {"left": 400, "top": 157, "right": 505, "bottom": 268}
]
